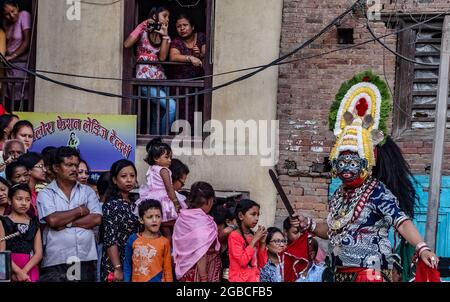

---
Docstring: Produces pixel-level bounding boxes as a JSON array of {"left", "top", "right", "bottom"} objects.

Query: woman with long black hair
[{"left": 100, "top": 159, "right": 139, "bottom": 282}]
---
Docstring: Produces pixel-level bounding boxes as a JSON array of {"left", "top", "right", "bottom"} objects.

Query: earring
[
  {"left": 360, "top": 169, "right": 369, "bottom": 180},
  {"left": 331, "top": 169, "right": 337, "bottom": 178}
]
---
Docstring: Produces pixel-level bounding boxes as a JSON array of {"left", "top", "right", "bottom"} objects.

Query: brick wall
[{"left": 275, "top": 0, "right": 450, "bottom": 226}]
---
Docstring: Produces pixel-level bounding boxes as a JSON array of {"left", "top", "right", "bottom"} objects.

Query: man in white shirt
[{"left": 37, "top": 146, "right": 102, "bottom": 281}]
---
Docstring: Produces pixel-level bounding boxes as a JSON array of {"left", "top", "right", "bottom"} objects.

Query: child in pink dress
[{"left": 136, "top": 138, "right": 182, "bottom": 241}]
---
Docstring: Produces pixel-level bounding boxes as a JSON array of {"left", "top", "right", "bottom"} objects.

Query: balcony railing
[
  {"left": 0, "top": 64, "right": 33, "bottom": 112},
  {"left": 126, "top": 61, "right": 211, "bottom": 143}
]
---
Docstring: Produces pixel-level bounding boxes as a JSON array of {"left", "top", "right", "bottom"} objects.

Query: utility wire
[
  {"left": 366, "top": 17, "right": 440, "bottom": 66},
  {"left": 80, "top": 0, "right": 121, "bottom": 5},
  {"left": 2, "top": 2, "right": 448, "bottom": 102},
  {"left": 1, "top": 0, "right": 362, "bottom": 101},
  {"left": 29, "top": 9, "right": 447, "bottom": 84}
]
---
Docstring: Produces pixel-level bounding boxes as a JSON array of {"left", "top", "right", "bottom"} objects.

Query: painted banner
[{"left": 16, "top": 112, "right": 137, "bottom": 174}]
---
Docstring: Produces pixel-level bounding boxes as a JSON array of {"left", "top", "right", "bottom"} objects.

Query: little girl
[
  {"left": 137, "top": 138, "right": 181, "bottom": 240},
  {"left": 0, "top": 184, "right": 42, "bottom": 282},
  {"left": 124, "top": 199, "right": 172, "bottom": 282},
  {"left": 228, "top": 199, "right": 268, "bottom": 282},
  {"left": 211, "top": 202, "right": 237, "bottom": 282}
]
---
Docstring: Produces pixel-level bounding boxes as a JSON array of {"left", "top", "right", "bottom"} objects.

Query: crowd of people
[
  {"left": 0, "top": 21, "right": 443, "bottom": 283},
  {"left": 0, "top": 112, "right": 331, "bottom": 283},
  {"left": 0, "top": 107, "right": 442, "bottom": 283}
]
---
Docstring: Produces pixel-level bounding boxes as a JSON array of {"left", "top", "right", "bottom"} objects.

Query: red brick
[
  {"left": 276, "top": 0, "right": 450, "bottom": 224},
  {"left": 290, "top": 187, "right": 304, "bottom": 196}
]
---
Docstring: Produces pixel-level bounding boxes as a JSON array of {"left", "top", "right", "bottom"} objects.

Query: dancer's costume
[{"left": 327, "top": 71, "right": 408, "bottom": 282}]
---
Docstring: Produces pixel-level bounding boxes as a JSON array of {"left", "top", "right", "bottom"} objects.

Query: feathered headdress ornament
[{"left": 329, "top": 71, "right": 392, "bottom": 175}]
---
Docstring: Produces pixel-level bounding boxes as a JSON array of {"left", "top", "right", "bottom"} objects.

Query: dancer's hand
[
  {"left": 421, "top": 250, "right": 439, "bottom": 269},
  {"left": 290, "top": 213, "right": 308, "bottom": 231}
]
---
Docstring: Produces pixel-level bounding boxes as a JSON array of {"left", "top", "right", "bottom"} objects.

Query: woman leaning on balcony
[
  {"left": 169, "top": 13, "right": 206, "bottom": 80},
  {"left": 124, "top": 5, "right": 176, "bottom": 135},
  {"left": 1, "top": 0, "right": 31, "bottom": 103},
  {"left": 169, "top": 13, "right": 206, "bottom": 127}
]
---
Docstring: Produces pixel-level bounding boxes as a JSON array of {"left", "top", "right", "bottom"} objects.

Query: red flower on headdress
[
  {"left": 355, "top": 98, "right": 369, "bottom": 117},
  {"left": 362, "top": 76, "right": 370, "bottom": 82}
]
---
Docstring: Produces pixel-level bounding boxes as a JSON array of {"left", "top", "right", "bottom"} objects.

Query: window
[
  {"left": 122, "top": 0, "right": 214, "bottom": 143},
  {"left": 393, "top": 15, "right": 448, "bottom": 137},
  {"left": 0, "top": 0, "right": 37, "bottom": 112},
  {"left": 337, "top": 28, "right": 354, "bottom": 44}
]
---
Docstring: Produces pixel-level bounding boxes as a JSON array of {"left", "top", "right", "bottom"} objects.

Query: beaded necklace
[{"left": 327, "top": 178, "right": 378, "bottom": 254}]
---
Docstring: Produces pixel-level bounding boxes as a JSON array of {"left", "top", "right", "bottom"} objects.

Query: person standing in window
[
  {"left": 2, "top": 0, "right": 31, "bottom": 103},
  {"left": 169, "top": 14, "right": 206, "bottom": 80},
  {"left": 124, "top": 6, "right": 176, "bottom": 135},
  {"left": 169, "top": 14, "right": 206, "bottom": 126},
  {"left": 0, "top": 25, "right": 7, "bottom": 94}
]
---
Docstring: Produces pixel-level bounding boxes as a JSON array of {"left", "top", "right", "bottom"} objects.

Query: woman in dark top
[
  {"left": 169, "top": 13, "right": 207, "bottom": 127},
  {"left": 100, "top": 159, "right": 139, "bottom": 282},
  {"left": 169, "top": 13, "right": 206, "bottom": 80}
]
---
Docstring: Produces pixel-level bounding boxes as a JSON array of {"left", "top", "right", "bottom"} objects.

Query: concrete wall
[
  {"left": 183, "top": 0, "right": 283, "bottom": 227},
  {"left": 139, "top": 0, "right": 283, "bottom": 227},
  {"left": 34, "top": 0, "right": 123, "bottom": 114},
  {"left": 34, "top": 0, "right": 283, "bottom": 227}
]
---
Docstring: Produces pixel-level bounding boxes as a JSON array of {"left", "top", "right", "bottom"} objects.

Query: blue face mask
[{"left": 332, "top": 153, "right": 367, "bottom": 182}]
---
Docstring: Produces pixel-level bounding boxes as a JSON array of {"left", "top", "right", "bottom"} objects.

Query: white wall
[
  {"left": 35, "top": 0, "right": 283, "bottom": 227},
  {"left": 34, "top": 0, "right": 123, "bottom": 114}
]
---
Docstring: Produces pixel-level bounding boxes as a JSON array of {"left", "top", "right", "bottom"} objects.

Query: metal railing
[{"left": 130, "top": 61, "right": 207, "bottom": 141}]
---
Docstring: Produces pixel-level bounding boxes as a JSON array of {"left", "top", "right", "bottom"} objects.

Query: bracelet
[
  {"left": 306, "top": 217, "right": 311, "bottom": 230},
  {"left": 417, "top": 246, "right": 431, "bottom": 258},
  {"left": 415, "top": 241, "right": 428, "bottom": 251},
  {"left": 185, "top": 55, "right": 191, "bottom": 63},
  {"left": 162, "top": 36, "right": 170, "bottom": 40},
  {"left": 114, "top": 264, "right": 122, "bottom": 270},
  {"left": 309, "top": 218, "right": 317, "bottom": 233}
]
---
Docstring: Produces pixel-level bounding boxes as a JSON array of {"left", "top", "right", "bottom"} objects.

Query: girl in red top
[{"left": 228, "top": 199, "right": 268, "bottom": 282}]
